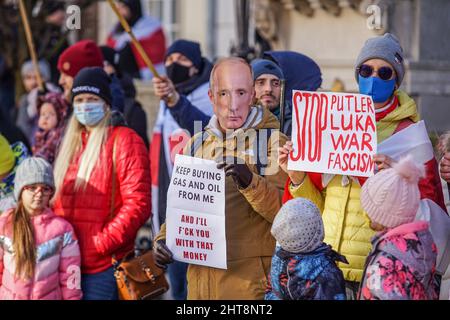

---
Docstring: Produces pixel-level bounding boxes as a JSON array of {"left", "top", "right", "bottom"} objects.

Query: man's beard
[{"left": 256, "top": 95, "right": 279, "bottom": 110}]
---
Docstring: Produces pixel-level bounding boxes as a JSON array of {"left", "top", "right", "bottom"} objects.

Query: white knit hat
[
  {"left": 271, "top": 198, "right": 324, "bottom": 253},
  {"left": 361, "top": 155, "right": 424, "bottom": 228}
]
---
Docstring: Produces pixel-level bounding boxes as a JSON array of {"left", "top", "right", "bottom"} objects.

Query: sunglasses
[{"left": 358, "top": 64, "right": 394, "bottom": 81}]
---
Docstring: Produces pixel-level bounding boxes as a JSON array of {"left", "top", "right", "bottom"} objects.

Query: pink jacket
[
  {"left": 0, "top": 208, "right": 82, "bottom": 300},
  {"left": 359, "top": 221, "right": 439, "bottom": 300}
]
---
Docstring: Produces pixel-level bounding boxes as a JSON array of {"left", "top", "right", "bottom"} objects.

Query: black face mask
[{"left": 166, "top": 62, "right": 191, "bottom": 84}]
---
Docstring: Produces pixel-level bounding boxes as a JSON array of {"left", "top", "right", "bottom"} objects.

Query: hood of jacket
[
  {"left": 276, "top": 243, "right": 348, "bottom": 281},
  {"left": 115, "top": 0, "right": 143, "bottom": 31},
  {"left": 263, "top": 51, "right": 322, "bottom": 105},
  {"left": 120, "top": 74, "right": 136, "bottom": 99},
  {"left": 174, "top": 57, "right": 213, "bottom": 96}
]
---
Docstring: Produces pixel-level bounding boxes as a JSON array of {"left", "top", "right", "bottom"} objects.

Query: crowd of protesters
[{"left": 0, "top": 0, "right": 449, "bottom": 301}]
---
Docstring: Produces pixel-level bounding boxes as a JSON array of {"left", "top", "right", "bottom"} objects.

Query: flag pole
[
  {"left": 18, "top": 0, "right": 44, "bottom": 91},
  {"left": 279, "top": 79, "right": 286, "bottom": 133},
  {"left": 107, "top": 0, "right": 161, "bottom": 78}
]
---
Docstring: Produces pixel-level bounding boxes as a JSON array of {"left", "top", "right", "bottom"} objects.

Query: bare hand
[
  {"left": 373, "top": 154, "right": 396, "bottom": 171},
  {"left": 152, "top": 76, "right": 180, "bottom": 107},
  {"left": 278, "top": 141, "right": 305, "bottom": 185},
  {"left": 440, "top": 152, "right": 450, "bottom": 182}
]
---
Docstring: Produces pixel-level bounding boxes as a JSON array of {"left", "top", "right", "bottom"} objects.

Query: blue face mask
[
  {"left": 73, "top": 102, "right": 105, "bottom": 126},
  {"left": 358, "top": 75, "right": 396, "bottom": 103}
]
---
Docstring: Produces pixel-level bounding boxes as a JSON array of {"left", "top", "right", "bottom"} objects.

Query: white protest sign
[
  {"left": 166, "top": 154, "right": 227, "bottom": 269},
  {"left": 288, "top": 91, "right": 377, "bottom": 177}
]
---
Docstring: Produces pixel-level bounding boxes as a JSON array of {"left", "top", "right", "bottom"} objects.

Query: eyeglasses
[
  {"left": 358, "top": 64, "right": 394, "bottom": 81},
  {"left": 23, "top": 185, "right": 53, "bottom": 196}
]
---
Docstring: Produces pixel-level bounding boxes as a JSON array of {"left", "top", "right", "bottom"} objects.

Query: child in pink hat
[{"left": 359, "top": 155, "right": 440, "bottom": 300}]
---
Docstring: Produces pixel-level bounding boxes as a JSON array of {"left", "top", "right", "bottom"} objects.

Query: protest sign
[
  {"left": 166, "top": 154, "right": 227, "bottom": 269},
  {"left": 288, "top": 90, "right": 377, "bottom": 177}
]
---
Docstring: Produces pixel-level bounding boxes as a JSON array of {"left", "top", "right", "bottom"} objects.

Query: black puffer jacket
[{"left": 120, "top": 74, "right": 149, "bottom": 148}]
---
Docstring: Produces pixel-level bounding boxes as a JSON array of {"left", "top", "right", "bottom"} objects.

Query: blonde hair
[
  {"left": 13, "top": 201, "right": 36, "bottom": 280},
  {"left": 54, "top": 109, "right": 112, "bottom": 194}
]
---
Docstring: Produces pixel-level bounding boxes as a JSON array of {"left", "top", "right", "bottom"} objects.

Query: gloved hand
[
  {"left": 154, "top": 239, "right": 174, "bottom": 270},
  {"left": 217, "top": 157, "right": 253, "bottom": 189}
]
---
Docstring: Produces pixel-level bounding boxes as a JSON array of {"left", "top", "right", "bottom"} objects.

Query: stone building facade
[{"left": 94, "top": 0, "right": 449, "bottom": 135}]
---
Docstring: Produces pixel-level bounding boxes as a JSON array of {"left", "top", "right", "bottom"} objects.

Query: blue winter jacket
[{"left": 265, "top": 243, "right": 347, "bottom": 300}]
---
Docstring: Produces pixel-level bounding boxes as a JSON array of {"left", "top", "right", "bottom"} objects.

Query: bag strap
[
  {"left": 110, "top": 128, "right": 121, "bottom": 220},
  {"left": 254, "top": 128, "right": 274, "bottom": 176},
  {"left": 109, "top": 128, "right": 122, "bottom": 265},
  {"left": 190, "top": 131, "right": 210, "bottom": 158},
  {"left": 191, "top": 129, "right": 274, "bottom": 176}
]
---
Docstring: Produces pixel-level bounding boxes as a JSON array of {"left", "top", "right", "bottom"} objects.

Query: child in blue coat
[{"left": 265, "top": 198, "right": 347, "bottom": 300}]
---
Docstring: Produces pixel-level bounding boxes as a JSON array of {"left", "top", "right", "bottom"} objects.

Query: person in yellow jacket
[
  {"left": 0, "top": 134, "right": 30, "bottom": 214},
  {"left": 153, "top": 57, "right": 288, "bottom": 299},
  {"left": 278, "top": 33, "right": 446, "bottom": 299}
]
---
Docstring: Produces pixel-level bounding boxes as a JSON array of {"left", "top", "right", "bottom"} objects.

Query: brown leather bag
[
  {"left": 109, "top": 129, "right": 169, "bottom": 300},
  {"left": 113, "top": 250, "right": 169, "bottom": 300}
]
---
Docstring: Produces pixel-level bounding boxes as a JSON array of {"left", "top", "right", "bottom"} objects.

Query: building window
[{"left": 142, "top": 0, "right": 179, "bottom": 43}]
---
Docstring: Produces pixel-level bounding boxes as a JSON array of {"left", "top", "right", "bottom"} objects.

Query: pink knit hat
[{"left": 361, "top": 155, "right": 424, "bottom": 228}]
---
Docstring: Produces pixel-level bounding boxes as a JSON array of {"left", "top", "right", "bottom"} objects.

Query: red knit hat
[{"left": 57, "top": 39, "right": 104, "bottom": 78}]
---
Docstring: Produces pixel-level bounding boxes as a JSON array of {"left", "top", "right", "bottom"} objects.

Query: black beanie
[
  {"left": 71, "top": 67, "right": 112, "bottom": 106},
  {"left": 100, "top": 46, "right": 120, "bottom": 73},
  {"left": 165, "top": 39, "right": 203, "bottom": 70}
]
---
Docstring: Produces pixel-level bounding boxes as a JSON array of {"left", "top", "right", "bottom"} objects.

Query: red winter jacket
[{"left": 53, "top": 126, "right": 151, "bottom": 274}]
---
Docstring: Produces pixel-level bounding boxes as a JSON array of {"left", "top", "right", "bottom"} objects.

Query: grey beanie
[
  {"left": 355, "top": 33, "right": 405, "bottom": 86},
  {"left": 14, "top": 157, "right": 55, "bottom": 201},
  {"left": 250, "top": 58, "right": 284, "bottom": 81},
  {"left": 21, "top": 60, "right": 51, "bottom": 82},
  {"left": 271, "top": 198, "right": 324, "bottom": 253}
]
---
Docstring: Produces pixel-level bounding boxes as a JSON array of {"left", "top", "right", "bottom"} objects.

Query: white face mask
[{"left": 73, "top": 102, "right": 105, "bottom": 126}]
